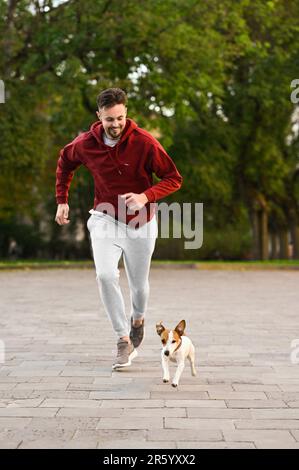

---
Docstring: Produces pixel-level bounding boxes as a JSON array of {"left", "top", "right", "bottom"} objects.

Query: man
[{"left": 55, "top": 88, "right": 182, "bottom": 370}]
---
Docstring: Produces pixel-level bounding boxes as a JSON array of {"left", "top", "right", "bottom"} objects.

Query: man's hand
[
  {"left": 55, "top": 203, "right": 70, "bottom": 225},
  {"left": 120, "top": 192, "right": 148, "bottom": 211}
]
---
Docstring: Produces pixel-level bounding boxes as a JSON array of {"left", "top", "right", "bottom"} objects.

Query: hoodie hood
[
  {"left": 90, "top": 118, "right": 138, "bottom": 147},
  {"left": 88, "top": 118, "right": 138, "bottom": 175}
]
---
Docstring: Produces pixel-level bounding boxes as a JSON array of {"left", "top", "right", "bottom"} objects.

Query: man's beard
[{"left": 108, "top": 127, "right": 122, "bottom": 139}]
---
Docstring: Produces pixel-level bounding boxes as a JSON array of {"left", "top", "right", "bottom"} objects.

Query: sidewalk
[{"left": 0, "top": 268, "right": 299, "bottom": 449}]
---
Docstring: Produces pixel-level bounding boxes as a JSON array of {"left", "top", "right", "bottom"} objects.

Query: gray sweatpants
[{"left": 87, "top": 211, "right": 158, "bottom": 338}]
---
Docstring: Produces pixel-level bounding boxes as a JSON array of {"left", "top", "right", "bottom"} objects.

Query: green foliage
[{"left": 0, "top": 0, "right": 298, "bottom": 258}]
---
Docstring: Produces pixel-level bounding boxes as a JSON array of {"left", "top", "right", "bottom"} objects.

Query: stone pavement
[{"left": 0, "top": 268, "right": 299, "bottom": 449}]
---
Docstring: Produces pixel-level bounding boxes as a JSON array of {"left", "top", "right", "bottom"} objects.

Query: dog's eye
[
  {"left": 172, "top": 340, "right": 176, "bottom": 344},
  {"left": 162, "top": 339, "right": 166, "bottom": 345}
]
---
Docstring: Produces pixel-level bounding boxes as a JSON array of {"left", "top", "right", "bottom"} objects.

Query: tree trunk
[
  {"left": 259, "top": 208, "right": 269, "bottom": 260},
  {"left": 279, "top": 229, "right": 289, "bottom": 259},
  {"left": 250, "top": 208, "right": 260, "bottom": 260},
  {"left": 290, "top": 222, "right": 299, "bottom": 260},
  {"left": 270, "top": 232, "right": 279, "bottom": 259},
  {"left": 251, "top": 208, "right": 269, "bottom": 260}
]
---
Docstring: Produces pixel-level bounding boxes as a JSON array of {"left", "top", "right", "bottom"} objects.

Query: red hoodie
[{"left": 56, "top": 118, "right": 183, "bottom": 226}]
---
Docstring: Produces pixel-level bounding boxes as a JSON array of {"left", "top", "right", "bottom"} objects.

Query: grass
[{"left": 0, "top": 259, "right": 299, "bottom": 270}]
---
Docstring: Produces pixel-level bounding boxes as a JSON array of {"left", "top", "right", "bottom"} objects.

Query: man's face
[{"left": 96, "top": 104, "right": 127, "bottom": 140}]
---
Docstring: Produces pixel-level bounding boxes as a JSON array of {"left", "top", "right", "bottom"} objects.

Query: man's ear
[
  {"left": 156, "top": 321, "right": 165, "bottom": 336},
  {"left": 175, "top": 320, "right": 186, "bottom": 337},
  {"left": 96, "top": 110, "right": 101, "bottom": 121}
]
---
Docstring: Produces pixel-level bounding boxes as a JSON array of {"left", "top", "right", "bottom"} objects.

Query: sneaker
[
  {"left": 112, "top": 339, "right": 138, "bottom": 370},
  {"left": 129, "top": 317, "right": 145, "bottom": 348}
]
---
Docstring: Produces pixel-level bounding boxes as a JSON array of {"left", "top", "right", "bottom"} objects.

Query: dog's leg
[
  {"left": 161, "top": 353, "right": 170, "bottom": 383},
  {"left": 188, "top": 344, "right": 197, "bottom": 376},
  {"left": 172, "top": 360, "right": 185, "bottom": 387}
]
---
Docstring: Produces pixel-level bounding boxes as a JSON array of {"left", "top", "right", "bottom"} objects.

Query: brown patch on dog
[
  {"left": 160, "top": 329, "right": 169, "bottom": 345},
  {"left": 172, "top": 330, "right": 181, "bottom": 343}
]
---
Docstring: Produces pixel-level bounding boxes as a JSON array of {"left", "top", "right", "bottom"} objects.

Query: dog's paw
[
  {"left": 163, "top": 379, "right": 169, "bottom": 383},
  {"left": 171, "top": 383, "right": 178, "bottom": 388}
]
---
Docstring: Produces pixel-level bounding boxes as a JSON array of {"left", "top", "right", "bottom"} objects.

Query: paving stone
[
  {"left": 57, "top": 408, "right": 123, "bottom": 417},
  {"left": 31, "top": 391, "right": 92, "bottom": 400},
  {"left": 251, "top": 409, "right": 299, "bottom": 419},
  {"left": 42, "top": 377, "right": 94, "bottom": 383},
  {"left": 0, "top": 398, "right": 44, "bottom": 407},
  {"left": 0, "top": 440, "right": 22, "bottom": 449},
  {"left": 121, "top": 408, "right": 186, "bottom": 417},
  {"left": 176, "top": 441, "right": 256, "bottom": 449},
  {"left": 165, "top": 400, "right": 226, "bottom": 408},
  {"left": 266, "top": 392, "right": 299, "bottom": 402},
  {"left": 0, "top": 417, "right": 32, "bottom": 430},
  {"left": 89, "top": 382, "right": 151, "bottom": 400},
  {"left": 151, "top": 384, "right": 233, "bottom": 392},
  {"left": 60, "top": 367, "right": 112, "bottom": 377},
  {"left": 19, "top": 361, "right": 68, "bottom": 368},
  {"left": 232, "top": 384, "right": 281, "bottom": 392},
  {"left": 150, "top": 391, "right": 208, "bottom": 400},
  {"left": 147, "top": 429, "right": 223, "bottom": 441},
  {"left": 258, "top": 377, "right": 299, "bottom": 385},
  {"left": 186, "top": 408, "right": 251, "bottom": 419},
  {"left": 9, "top": 369, "right": 63, "bottom": 377},
  {"left": 73, "top": 429, "right": 147, "bottom": 441},
  {"left": 235, "top": 419, "right": 299, "bottom": 429},
  {"left": 275, "top": 384, "right": 299, "bottom": 392},
  {"left": 8, "top": 427, "right": 75, "bottom": 441},
  {"left": 165, "top": 417, "right": 235, "bottom": 430},
  {"left": 0, "top": 408, "right": 59, "bottom": 417},
  {"left": 93, "top": 377, "right": 133, "bottom": 385},
  {"left": 0, "top": 377, "right": 41, "bottom": 383},
  {"left": 254, "top": 441, "right": 299, "bottom": 449},
  {"left": 0, "top": 383, "right": 18, "bottom": 391},
  {"left": 226, "top": 400, "right": 288, "bottom": 409},
  {"left": 223, "top": 429, "right": 296, "bottom": 443},
  {"left": 0, "top": 425, "right": 74, "bottom": 443},
  {"left": 14, "top": 383, "right": 68, "bottom": 391},
  {"left": 68, "top": 383, "right": 130, "bottom": 391},
  {"left": 40, "top": 399, "right": 102, "bottom": 408},
  {"left": 100, "top": 399, "right": 164, "bottom": 408},
  {"left": 208, "top": 391, "right": 268, "bottom": 400},
  {"left": 97, "top": 440, "right": 177, "bottom": 449},
  {"left": 19, "top": 439, "right": 99, "bottom": 449},
  {"left": 27, "top": 417, "right": 101, "bottom": 431},
  {"left": 0, "top": 391, "right": 34, "bottom": 399},
  {"left": 96, "top": 416, "right": 163, "bottom": 429}
]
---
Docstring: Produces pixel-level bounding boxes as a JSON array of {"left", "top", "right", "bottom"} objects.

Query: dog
[{"left": 156, "top": 319, "right": 196, "bottom": 387}]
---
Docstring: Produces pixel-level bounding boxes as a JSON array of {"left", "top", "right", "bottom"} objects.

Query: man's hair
[{"left": 97, "top": 88, "right": 127, "bottom": 109}]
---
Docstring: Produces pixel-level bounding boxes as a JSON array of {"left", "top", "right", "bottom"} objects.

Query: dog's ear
[
  {"left": 156, "top": 321, "right": 165, "bottom": 336},
  {"left": 175, "top": 320, "right": 186, "bottom": 336}
]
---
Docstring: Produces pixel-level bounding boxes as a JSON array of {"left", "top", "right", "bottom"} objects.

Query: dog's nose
[{"left": 164, "top": 350, "right": 169, "bottom": 356}]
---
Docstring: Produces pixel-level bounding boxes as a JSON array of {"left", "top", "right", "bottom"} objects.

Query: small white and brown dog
[{"left": 156, "top": 320, "right": 196, "bottom": 387}]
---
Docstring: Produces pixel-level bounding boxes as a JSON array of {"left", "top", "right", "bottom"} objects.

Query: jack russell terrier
[{"left": 156, "top": 319, "right": 196, "bottom": 387}]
